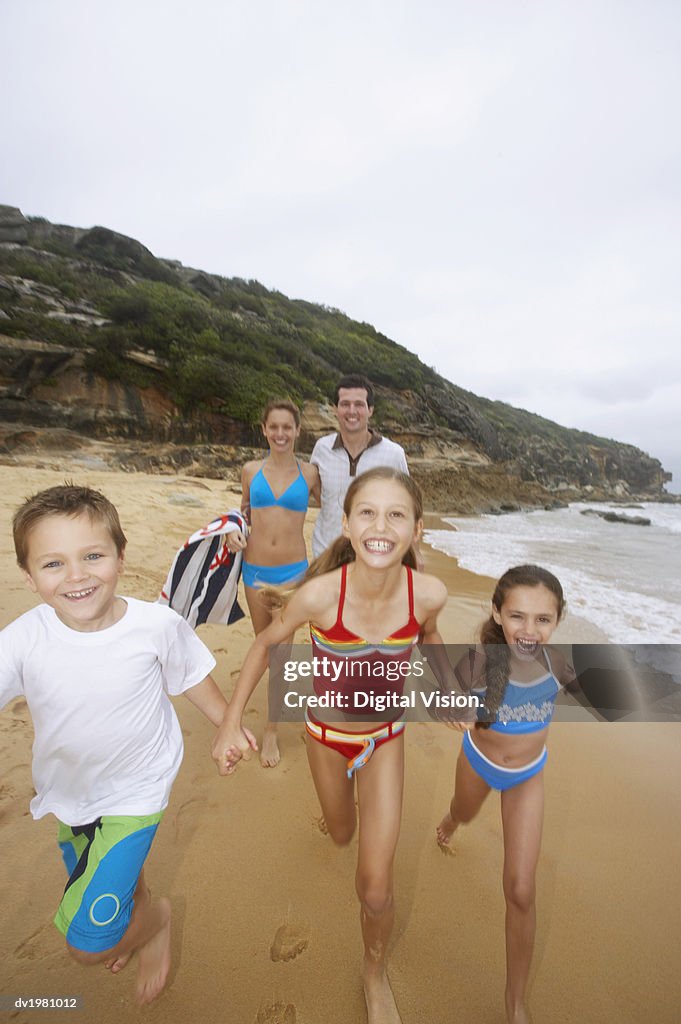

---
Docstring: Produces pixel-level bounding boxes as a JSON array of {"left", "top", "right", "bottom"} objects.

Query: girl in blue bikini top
[
  {"left": 437, "top": 564, "right": 581, "bottom": 1024},
  {"left": 471, "top": 647, "right": 562, "bottom": 733}
]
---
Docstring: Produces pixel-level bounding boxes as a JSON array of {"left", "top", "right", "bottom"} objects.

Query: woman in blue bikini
[
  {"left": 225, "top": 398, "right": 319, "bottom": 766},
  {"left": 436, "top": 564, "right": 579, "bottom": 1024}
]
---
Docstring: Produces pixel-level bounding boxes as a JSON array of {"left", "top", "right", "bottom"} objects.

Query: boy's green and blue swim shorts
[{"left": 54, "top": 813, "right": 163, "bottom": 953}]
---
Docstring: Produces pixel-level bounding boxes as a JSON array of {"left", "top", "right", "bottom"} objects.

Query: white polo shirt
[{"left": 310, "top": 430, "right": 409, "bottom": 558}]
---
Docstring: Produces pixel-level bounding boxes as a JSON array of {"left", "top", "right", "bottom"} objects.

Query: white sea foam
[{"left": 424, "top": 503, "right": 681, "bottom": 644}]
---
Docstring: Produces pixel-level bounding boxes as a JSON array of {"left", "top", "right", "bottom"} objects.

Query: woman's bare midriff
[{"left": 245, "top": 507, "right": 307, "bottom": 566}]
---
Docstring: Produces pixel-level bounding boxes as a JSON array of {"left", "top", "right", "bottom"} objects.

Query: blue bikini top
[
  {"left": 249, "top": 462, "right": 309, "bottom": 513},
  {"left": 475, "top": 649, "right": 561, "bottom": 734}
]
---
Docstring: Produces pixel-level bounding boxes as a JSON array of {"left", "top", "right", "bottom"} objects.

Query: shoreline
[
  {"left": 1, "top": 425, "right": 677, "bottom": 511},
  {"left": 420, "top": 509, "right": 610, "bottom": 644}
]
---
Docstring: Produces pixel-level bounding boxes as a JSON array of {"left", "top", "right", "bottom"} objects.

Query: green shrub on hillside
[
  {"left": 168, "top": 350, "right": 294, "bottom": 423},
  {"left": 84, "top": 340, "right": 158, "bottom": 389},
  {"left": 100, "top": 281, "right": 212, "bottom": 355},
  {"left": 74, "top": 228, "right": 176, "bottom": 283}
]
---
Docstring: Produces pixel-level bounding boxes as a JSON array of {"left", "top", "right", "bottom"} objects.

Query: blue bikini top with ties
[
  {"left": 474, "top": 649, "right": 561, "bottom": 734},
  {"left": 249, "top": 462, "right": 309, "bottom": 513}
]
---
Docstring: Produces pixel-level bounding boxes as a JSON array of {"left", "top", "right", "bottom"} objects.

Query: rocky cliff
[{"left": 0, "top": 204, "right": 672, "bottom": 511}]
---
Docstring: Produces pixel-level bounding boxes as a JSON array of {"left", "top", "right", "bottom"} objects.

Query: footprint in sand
[
  {"left": 422, "top": 742, "right": 444, "bottom": 761},
  {"left": 0, "top": 764, "right": 30, "bottom": 785},
  {"left": 0, "top": 765, "right": 32, "bottom": 822},
  {"left": 256, "top": 1003, "right": 296, "bottom": 1024},
  {"left": 15, "top": 922, "right": 58, "bottom": 960},
  {"left": 313, "top": 815, "right": 328, "bottom": 835},
  {"left": 173, "top": 795, "right": 212, "bottom": 843},
  {"left": 0, "top": 786, "right": 16, "bottom": 822},
  {"left": 270, "top": 922, "right": 310, "bottom": 963},
  {"left": 437, "top": 842, "right": 456, "bottom": 857}
]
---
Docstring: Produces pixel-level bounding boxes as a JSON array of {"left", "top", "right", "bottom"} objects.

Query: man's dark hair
[{"left": 333, "top": 374, "right": 374, "bottom": 407}]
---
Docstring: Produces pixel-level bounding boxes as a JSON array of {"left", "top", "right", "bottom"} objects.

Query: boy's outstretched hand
[{"left": 212, "top": 721, "right": 258, "bottom": 776}]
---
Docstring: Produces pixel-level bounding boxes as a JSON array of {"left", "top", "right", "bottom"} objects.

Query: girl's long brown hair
[
  {"left": 478, "top": 564, "right": 565, "bottom": 727},
  {"left": 262, "top": 468, "right": 422, "bottom": 608}
]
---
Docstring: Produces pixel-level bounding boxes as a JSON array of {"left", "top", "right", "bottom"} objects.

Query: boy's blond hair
[{"left": 13, "top": 484, "right": 127, "bottom": 569}]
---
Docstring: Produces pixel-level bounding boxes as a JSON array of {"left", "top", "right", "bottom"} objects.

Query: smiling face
[
  {"left": 492, "top": 584, "right": 560, "bottom": 657},
  {"left": 262, "top": 408, "right": 300, "bottom": 454},
  {"left": 342, "top": 478, "right": 422, "bottom": 567},
  {"left": 23, "top": 512, "right": 125, "bottom": 632},
  {"left": 334, "top": 387, "right": 373, "bottom": 440}
]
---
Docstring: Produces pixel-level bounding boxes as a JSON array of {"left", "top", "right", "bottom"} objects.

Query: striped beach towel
[{"left": 159, "top": 511, "right": 246, "bottom": 628}]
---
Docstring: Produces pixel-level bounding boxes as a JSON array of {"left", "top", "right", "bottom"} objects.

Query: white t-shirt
[
  {"left": 310, "top": 431, "right": 409, "bottom": 558},
  {"left": 0, "top": 597, "right": 216, "bottom": 825}
]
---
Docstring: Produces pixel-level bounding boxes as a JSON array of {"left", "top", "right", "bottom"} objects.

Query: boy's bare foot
[
  {"left": 136, "top": 898, "right": 171, "bottom": 1005},
  {"left": 104, "top": 952, "right": 131, "bottom": 972},
  {"left": 362, "top": 961, "right": 402, "bottom": 1024},
  {"left": 436, "top": 812, "right": 457, "bottom": 846},
  {"left": 260, "top": 726, "right": 281, "bottom": 768}
]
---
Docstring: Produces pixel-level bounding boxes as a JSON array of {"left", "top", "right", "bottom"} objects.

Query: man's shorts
[{"left": 54, "top": 813, "right": 163, "bottom": 953}]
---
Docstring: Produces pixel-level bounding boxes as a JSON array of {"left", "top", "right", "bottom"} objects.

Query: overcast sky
[{"left": 2, "top": 0, "right": 680, "bottom": 489}]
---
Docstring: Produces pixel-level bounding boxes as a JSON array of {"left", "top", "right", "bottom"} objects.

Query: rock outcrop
[{"left": 580, "top": 509, "right": 651, "bottom": 526}]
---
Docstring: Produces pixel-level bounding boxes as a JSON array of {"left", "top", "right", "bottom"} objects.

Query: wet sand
[{"left": 0, "top": 465, "right": 679, "bottom": 1023}]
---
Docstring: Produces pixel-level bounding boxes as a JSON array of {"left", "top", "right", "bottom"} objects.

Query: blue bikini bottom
[
  {"left": 462, "top": 729, "right": 547, "bottom": 792},
  {"left": 242, "top": 559, "right": 308, "bottom": 589}
]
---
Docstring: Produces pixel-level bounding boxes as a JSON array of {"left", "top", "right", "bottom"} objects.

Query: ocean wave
[{"left": 424, "top": 503, "right": 681, "bottom": 644}]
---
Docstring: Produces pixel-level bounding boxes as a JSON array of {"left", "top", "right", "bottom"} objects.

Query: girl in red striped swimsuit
[{"left": 213, "top": 468, "right": 448, "bottom": 1024}]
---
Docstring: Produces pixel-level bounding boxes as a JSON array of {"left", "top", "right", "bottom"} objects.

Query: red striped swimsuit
[
  {"left": 306, "top": 563, "right": 421, "bottom": 776},
  {"left": 310, "top": 562, "right": 421, "bottom": 707}
]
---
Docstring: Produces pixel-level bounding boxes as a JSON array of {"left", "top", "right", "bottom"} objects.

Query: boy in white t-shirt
[{"left": 0, "top": 484, "right": 248, "bottom": 1004}]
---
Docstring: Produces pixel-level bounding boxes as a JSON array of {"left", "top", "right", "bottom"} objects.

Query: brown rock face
[{"left": 0, "top": 336, "right": 255, "bottom": 445}]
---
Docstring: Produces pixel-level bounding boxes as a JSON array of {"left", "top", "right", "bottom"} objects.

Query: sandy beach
[{"left": 1, "top": 464, "right": 679, "bottom": 1023}]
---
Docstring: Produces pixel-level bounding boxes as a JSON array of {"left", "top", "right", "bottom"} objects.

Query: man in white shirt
[{"left": 311, "top": 374, "right": 408, "bottom": 558}]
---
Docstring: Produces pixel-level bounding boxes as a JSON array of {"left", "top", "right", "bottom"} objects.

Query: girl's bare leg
[
  {"left": 244, "top": 584, "right": 282, "bottom": 766},
  {"left": 436, "top": 743, "right": 490, "bottom": 845},
  {"left": 68, "top": 869, "right": 171, "bottom": 1005},
  {"left": 305, "top": 732, "right": 357, "bottom": 845},
  {"left": 355, "top": 734, "right": 405, "bottom": 1024},
  {"left": 500, "top": 771, "right": 544, "bottom": 1024}
]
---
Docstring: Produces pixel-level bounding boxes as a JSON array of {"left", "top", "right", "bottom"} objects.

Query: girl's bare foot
[
  {"left": 136, "top": 898, "right": 171, "bottom": 1005},
  {"left": 436, "top": 811, "right": 457, "bottom": 846},
  {"left": 505, "top": 992, "right": 530, "bottom": 1024},
  {"left": 362, "top": 961, "right": 402, "bottom": 1024},
  {"left": 260, "top": 726, "right": 281, "bottom": 767}
]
